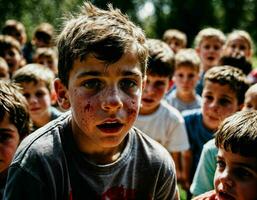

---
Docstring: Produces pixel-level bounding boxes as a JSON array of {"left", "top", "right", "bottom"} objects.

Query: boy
[
  {"left": 183, "top": 66, "right": 249, "bottom": 196},
  {"left": 163, "top": 29, "right": 187, "bottom": 54},
  {"left": 0, "top": 80, "right": 31, "bottom": 198},
  {"left": 33, "top": 47, "right": 58, "bottom": 76},
  {"left": 0, "top": 35, "right": 24, "bottom": 77},
  {"left": 243, "top": 83, "right": 257, "bottom": 111},
  {"left": 193, "top": 110, "right": 257, "bottom": 200},
  {"left": 194, "top": 27, "right": 226, "bottom": 95},
  {"left": 165, "top": 48, "right": 201, "bottom": 112},
  {"left": 32, "top": 22, "right": 55, "bottom": 48},
  {"left": 12, "top": 63, "right": 61, "bottom": 131},
  {"left": 4, "top": 2, "right": 177, "bottom": 199},
  {"left": 134, "top": 38, "right": 189, "bottom": 183}
]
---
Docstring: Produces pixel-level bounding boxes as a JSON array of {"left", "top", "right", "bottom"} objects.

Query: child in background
[
  {"left": 0, "top": 80, "right": 31, "bottom": 198},
  {"left": 165, "top": 48, "right": 201, "bottom": 112},
  {"left": 2, "top": 19, "right": 27, "bottom": 48},
  {"left": 243, "top": 83, "right": 257, "bottom": 111},
  {"left": 4, "top": 2, "right": 177, "bottom": 199},
  {"left": 163, "top": 29, "right": 187, "bottom": 54},
  {"left": 12, "top": 63, "right": 61, "bottom": 131},
  {"left": 0, "top": 35, "right": 24, "bottom": 77},
  {"left": 32, "top": 22, "right": 55, "bottom": 48},
  {"left": 33, "top": 47, "right": 58, "bottom": 76},
  {"left": 223, "top": 30, "right": 253, "bottom": 61},
  {"left": 193, "top": 110, "right": 257, "bottom": 200},
  {"left": 194, "top": 27, "right": 226, "bottom": 95},
  {"left": 187, "top": 66, "right": 249, "bottom": 197},
  {"left": 0, "top": 57, "right": 9, "bottom": 80},
  {"left": 134, "top": 38, "right": 189, "bottom": 185}
]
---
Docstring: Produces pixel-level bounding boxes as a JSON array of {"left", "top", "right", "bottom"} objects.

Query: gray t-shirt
[{"left": 4, "top": 112, "right": 177, "bottom": 200}]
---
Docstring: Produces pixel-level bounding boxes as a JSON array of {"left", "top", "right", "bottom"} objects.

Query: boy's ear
[
  {"left": 54, "top": 78, "right": 70, "bottom": 110},
  {"left": 238, "top": 103, "right": 244, "bottom": 111}
]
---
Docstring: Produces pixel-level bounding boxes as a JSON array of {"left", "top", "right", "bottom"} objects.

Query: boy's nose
[
  {"left": 101, "top": 88, "right": 123, "bottom": 112},
  {"left": 218, "top": 170, "right": 234, "bottom": 188}
]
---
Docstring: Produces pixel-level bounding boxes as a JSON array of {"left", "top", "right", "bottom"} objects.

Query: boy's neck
[
  {"left": 176, "top": 90, "right": 196, "bottom": 103},
  {"left": 33, "top": 108, "right": 52, "bottom": 128}
]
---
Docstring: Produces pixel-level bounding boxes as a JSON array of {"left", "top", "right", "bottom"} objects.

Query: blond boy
[
  {"left": 163, "top": 29, "right": 187, "bottom": 53},
  {"left": 166, "top": 48, "right": 201, "bottom": 112}
]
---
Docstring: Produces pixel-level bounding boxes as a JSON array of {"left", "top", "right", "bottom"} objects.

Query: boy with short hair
[
  {"left": 194, "top": 27, "right": 226, "bottom": 95},
  {"left": 12, "top": 63, "right": 61, "bottom": 131},
  {"left": 0, "top": 35, "right": 24, "bottom": 77},
  {"left": 0, "top": 80, "right": 31, "bottom": 198},
  {"left": 165, "top": 48, "right": 201, "bottom": 112},
  {"left": 32, "top": 22, "right": 55, "bottom": 48},
  {"left": 193, "top": 110, "right": 257, "bottom": 200},
  {"left": 4, "top": 2, "right": 177, "bottom": 199},
  {"left": 134, "top": 38, "right": 189, "bottom": 184},
  {"left": 163, "top": 29, "right": 187, "bottom": 54},
  {"left": 183, "top": 66, "right": 249, "bottom": 196},
  {"left": 33, "top": 47, "right": 58, "bottom": 76},
  {"left": 243, "top": 83, "right": 257, "bottom": 111}
]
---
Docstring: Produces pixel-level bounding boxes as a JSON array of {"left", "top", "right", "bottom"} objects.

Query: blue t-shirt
[{"left": 183, "top": 109, "right": 214, "bottom": 178}]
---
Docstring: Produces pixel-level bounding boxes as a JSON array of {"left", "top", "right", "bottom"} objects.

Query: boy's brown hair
[
  {"left": 146, "top": 38, "right": 174, "bottom": 79},
  {"left": 204, "top": 65, "right": 250, "bottom": 105},
  {"left": 2, "top": 19, "right": 27, "bottom": 45},
  {"left": 0, "top": 80, "right": 31, "bottom": 138},
  {"left": 33, "top": 47, "right": 58, "bottom": 60},
  {"left": 162, "top": 29, "right": 187, "bottom": 48},
  {"left": 12, "top": 63, "right": 55, "bottom": 93},
  {"left": 33, "top": 22, "right": 55, "bottom": 47},
  {"left": 194, "top": 27, "right": 226, "bottom": 48},
  {"left": 215, "top": 110, "right": 257, "bottom": 157},
  {"left": 174, "top": 48, "right": 200, "bottom": 72},
  {"left": 0, "top": 35, "right": 22, "bottom": 55},
  {"left": 57, "top": 2, "right": 148, "bottom": 87}
]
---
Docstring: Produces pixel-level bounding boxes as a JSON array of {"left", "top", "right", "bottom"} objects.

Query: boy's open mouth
[
  {"left": 207, "top": 56, "right": 215, "bottom": 61},
  {"left": 142, "top": 98, "right": 154, "bottom": 103},
  {"left": 97, "top": 122, "right": 123, "bottom": 133},
  {"left": 218, "top": 191, "right": 235, "bottom": 200}
]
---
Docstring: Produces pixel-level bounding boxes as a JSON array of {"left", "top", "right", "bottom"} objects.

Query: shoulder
[
  {"left": 160, "top": 100, "right": 184, "bottom": 122},
  {"left": 12, "top": 112, "right": 71, "bottom": 169},
  {"left": 182, "top": 108, "right": 202, "bottom": 122},
  {"left": 131, "top": 127, "right": 175, "bottom": 169}
]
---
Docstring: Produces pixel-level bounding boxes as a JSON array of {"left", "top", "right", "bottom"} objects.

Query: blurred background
[{"left": 1, "top": 0, "right": 256, "bottom": 52}]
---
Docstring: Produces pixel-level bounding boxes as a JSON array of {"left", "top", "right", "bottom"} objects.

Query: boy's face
[
  {"left": 243, "top": 90, "right": 257, "bottom": 111},
  {"left": 20, "top": 81, "right": 53, "bottom": 122},
  {"left": 0, "top": 113, "right": 20, "bottom": 173},
  {"left": 37, "top": 55, "right": 58, "bottom": 75},
  {"left": 0, "top": 63, "right": 9, "bottom": 80},
  {"left": 55, "top": 51, "right": 144, "bottom": 153},
  {"left": 202, "top": 81, "right": 241, "bottom": 131},
  {"left": 167, "top": 38, "right": 184, "bottom": 54},
  {"left": 214, "top": 148, "right": 257, "bottom": 200},
  {"left": 196, "top": 38, "right": 223, "bottom": 71},
  {"left": 224, "top": 37, "right": 252, "bottom": 59},
  {"left": 1, "top": 47, "right": 22, "bottom": 76},
  {"left": 173, "top": 65, "right": 199, "bottom": 93},
  {"left": 140, "top": 74, "right": 170, "bottom": 115}
]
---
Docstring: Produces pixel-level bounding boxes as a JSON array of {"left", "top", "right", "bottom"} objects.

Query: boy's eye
[
  {"left": 239, "top": 45, "right": 246, "bottom": 51},
  {"left": 214, "top": 45, "right": 220, "bottom": 50},
  {"left": 188, "top": 74, "right": 195, "bottom": 79},
  {"left": 83, "top": 79, "right": 103, "bottom": 90},
  {"left": 233, "top": 168, "right": 253, "bottom": 181},
  {"left": 216, "top": 159, "right": 226, "bottom": 170},
  {"left": 203, "top": 95, "right": 213, "bottom": 101},
  {"left": 35, "top": 91, "right": 46, "bottom": 98},
  {"left": 219, "top": 98, "right": 231, "bottom": 106},
  {"left": 204, "top": 45, "right": 210, "bottom": 50},
  {"left": 154, "top": 81, "right": 166, "bottom": 89},
  {"left": 23, "top": 93, "right": 30, "bottom": 99},
  {"left": 119, "top": 79, "right": 138, "bottom": 92},
  {"left": 0, "top": 133, "right": 11, "bottom": 143}
]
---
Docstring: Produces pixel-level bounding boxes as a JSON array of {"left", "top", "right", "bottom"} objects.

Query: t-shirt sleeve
[
  {"left": 190, "top": 141, "right": 217, "bottom": 196},
  {"left": 3, "top": 165, "right": 47, "bottom": 200}
]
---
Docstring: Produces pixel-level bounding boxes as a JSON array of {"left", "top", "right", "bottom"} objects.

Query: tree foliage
[{"left": 0, "top": 0, "right": 257, "bottom": 49}]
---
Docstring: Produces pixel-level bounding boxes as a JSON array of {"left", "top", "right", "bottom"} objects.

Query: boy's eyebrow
[
  {"left": 0, "top": 128, "right": 13, "bottom": 132},
  {"left": 77, "top": 70, "right": 142, "bottom": 78}
]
